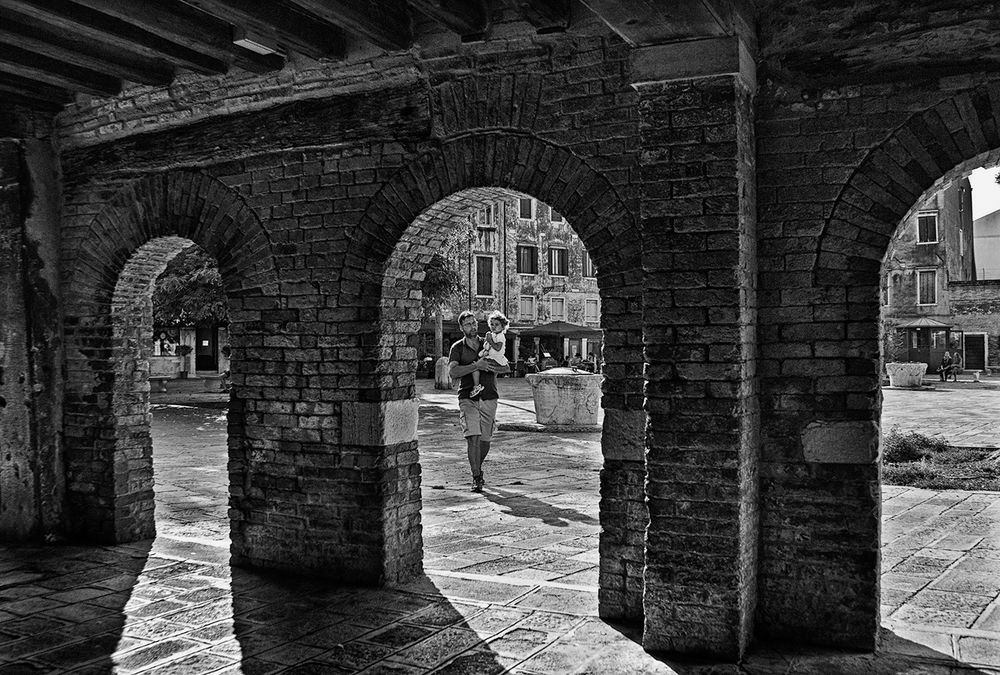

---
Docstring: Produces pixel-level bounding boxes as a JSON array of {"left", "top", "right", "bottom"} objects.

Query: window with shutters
[
  {"left": 476, "top": 256, "right": 494, "bottom": 297},
  {"left": 917, "top": 211, "right": 938, "bottom": 244},
  {"left": 550, "top": 297, "right": 566, "bottom": 320},
  {"left": 519, "top": 296, "right": 535, "bottom": 322},
  {"left": 582, "top": 251, "right": 596, "bottom": 277},
  {"left": 517, "top": 245, "right": 538, "bottom": 274},
  {"left": 917, "top": 269, "right": 936, "bottom": 305},
  {"left": 585, "top": 299, "right": 599, "bottom": 322},
  {"left": 548, "top": 247, "right": 568, "bottom": 276}
]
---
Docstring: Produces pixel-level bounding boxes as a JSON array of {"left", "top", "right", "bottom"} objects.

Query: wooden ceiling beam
[
  {"left": 231, "top": 46, "right": 286, "bottom": 74},
  {"left": 514, "top": 0, "right": 571, "bottom": 34},
  {"left": 578, "top": 0, "right": 728, "bottom": 46},
  {"left": 0, "top": 0, "right": 228, "bottom": 75},
  {"left": 408, "top": 0, "right": 489, "bottom": 39},
  {"left": 0, "top": 13, "right": 174, "bottom": 86},
  {"left": 0, "top": 43, "right": 121, "bottom": 96},
  {"left": 70, "top": 0, "right": 288, "bottom": 74},
  {"left": 0, "top": 72, "right": 72, "bottom": 105},
  {"left": 180, "top": 0, "right": 346, "bottom": 60},
  {"left": 69, "top": 0, "right": 236, "bottom": 61},
  {"left": 0, "top": 90, "right": 65, "bottom": 113},
  {"left": 284, "top": 0, "right": 412, "bottom": 51}
]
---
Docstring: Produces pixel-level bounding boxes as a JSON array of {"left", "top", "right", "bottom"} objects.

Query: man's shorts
[{"left": 458, "top": 397, "right": 498, "bottom": 442}]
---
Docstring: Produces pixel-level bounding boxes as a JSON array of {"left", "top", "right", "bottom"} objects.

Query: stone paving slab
[
  {"left": 882, "top": 383, "right": 1000, "bottom": 448},
  {"left": 0, "top": 380, "right": 998, "bottom": 673}
]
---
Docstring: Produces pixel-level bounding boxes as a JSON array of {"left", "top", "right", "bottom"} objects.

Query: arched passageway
[
  {"left": 757, "top": 86, "right": 1000, "bottom": 648},
  {"left": 345, "top": 132, "right": 648, "bottom": 623},
  {"left": 61, "top": 170, "right": 278, "bottom": 548}
]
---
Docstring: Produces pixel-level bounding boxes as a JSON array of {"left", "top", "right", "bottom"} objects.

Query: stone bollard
[{"left": 434, "top": 356, "right": 453, "bottom": 390}]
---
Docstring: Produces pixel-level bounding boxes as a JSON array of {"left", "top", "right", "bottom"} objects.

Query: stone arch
[
  {"left": 773, "top": 88, "right": 1000, "bottom": 649},
  {"left": 815, "top": 89, "right": 1000, "bottom": 289},
  {"left": 61, "top": 169, "right": 278, "bottom": 544},
  {"left": 345, "top": 130, "right": 648, "bottom": 620}
]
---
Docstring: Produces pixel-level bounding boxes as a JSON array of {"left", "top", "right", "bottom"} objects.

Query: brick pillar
[
  {"left": 0, "top": 137, "right": 63, "bottom": 540},
  {"left": 339, "top": 399, "right": 423, "bottom": 584},
  {"left": 633, "top": 38, "right": 760, "bottom": 659}
]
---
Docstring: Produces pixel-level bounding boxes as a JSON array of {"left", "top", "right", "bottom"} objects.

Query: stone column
[
  {"left": 633, "top": 37, "right": 759, "bottom": 659},
  {"left": 0, "top": 137, "right": 63, "bottom": 541},
  {"left": 340, "top": 399, "right": 423, "bottom": 584}
]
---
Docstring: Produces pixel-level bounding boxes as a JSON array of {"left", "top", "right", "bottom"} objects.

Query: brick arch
[
  {"left": 346, "top": 131, "right": 648, "bottom": 622},
  {"left": 815, "top": 89, "right": 1000, "bottom": 287},
  {"left": 61, "top": 169, "right": 278, "bottom": 544},
  {"left": 350, "top": 131, "right": 640, "bottom": 279}
]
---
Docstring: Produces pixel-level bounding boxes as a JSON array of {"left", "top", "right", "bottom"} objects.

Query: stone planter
[
  {"left": 525, "top": 367, "right": 602, "bottom": 426},
  {"left": 885, "top": 362, "right": 927, "bottom": 388}
]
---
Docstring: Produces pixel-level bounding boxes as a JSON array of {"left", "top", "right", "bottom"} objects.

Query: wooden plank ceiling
[{"left": 0, "top": 0, "right": 737, "bottom": 113}]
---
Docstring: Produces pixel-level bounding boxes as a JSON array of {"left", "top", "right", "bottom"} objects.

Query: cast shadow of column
[
  {"left": 230, "top": 569, "right": 512, "bottom": 673},
  {"left": 0, "top": 540, "right": 151, "bottom": 672}
]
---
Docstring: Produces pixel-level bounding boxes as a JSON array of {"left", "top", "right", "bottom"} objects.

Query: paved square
[{"left": 0, "top": 379, "right": 997, "bottom": 672}]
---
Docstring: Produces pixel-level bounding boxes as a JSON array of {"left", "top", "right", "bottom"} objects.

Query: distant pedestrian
[
  {"left": 949, "top": 350, "right": 963, "bottom": 382},
  {"left": 449, "top": 310, "right": 504, "bottom": 492},
  {"left": 939, "top": 351, "right": 952, "bottom": 381}
]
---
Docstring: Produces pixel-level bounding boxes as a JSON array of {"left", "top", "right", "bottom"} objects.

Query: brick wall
[
  {"left": 28, "top": 8, "right": 1000, "bottom": 658},
  {"left": 636, "top": 73, "right": 758, "bottom": 658},
  {"left": 53, "top": 26, "right": 650, "bottom": 614},
  {"left": 757, "top": 73, "right": 1000, "bottom": 647}
]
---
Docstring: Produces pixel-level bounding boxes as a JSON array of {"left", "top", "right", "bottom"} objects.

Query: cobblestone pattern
[
  {"left": 757, "top": 74, "right": 1000, "bottom": 648},
  {"left": 636, "top": 75, "right": 758, "bottom": 659}
]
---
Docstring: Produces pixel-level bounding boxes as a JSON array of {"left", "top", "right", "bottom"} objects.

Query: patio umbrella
[{"left": 514, "top": 320, "right": 603, "bottom": 338}]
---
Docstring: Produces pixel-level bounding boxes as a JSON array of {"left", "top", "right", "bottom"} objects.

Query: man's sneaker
[{"left": 470, "top": 384, "right": 483, "bottom": 398}]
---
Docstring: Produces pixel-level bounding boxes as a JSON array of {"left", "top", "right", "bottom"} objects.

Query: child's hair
[{"left": 487, "top": 309, "right": 509, "bottom": 331}]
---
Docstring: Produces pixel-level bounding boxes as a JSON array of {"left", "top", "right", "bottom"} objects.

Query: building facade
[
  {"left": 882, "top": 176, "right": 1000, "bottom": 373},
  {"left": 424, "top": 191, "right": 601, "bottom": 366}
]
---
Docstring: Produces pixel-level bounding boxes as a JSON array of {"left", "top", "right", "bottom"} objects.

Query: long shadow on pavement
[
  {"left": 230, "top": 569, "right": 512, "bottom": 673},
  {"left": 0, "top": 541, "right": 151, "bottom": 673},
  {"left": 480, "top": 486, "right": 599, "bottom": 528}
]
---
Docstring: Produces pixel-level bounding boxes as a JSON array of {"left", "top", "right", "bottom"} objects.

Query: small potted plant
[{"left": 176, "top": 344, "right": 193, "bottom": 378}]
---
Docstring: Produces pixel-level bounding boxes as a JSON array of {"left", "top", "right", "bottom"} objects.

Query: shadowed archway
[{"left": 61, "top": 170, "right": 279, "bottom": 552}]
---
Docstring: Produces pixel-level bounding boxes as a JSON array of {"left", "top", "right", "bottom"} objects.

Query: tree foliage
[
  {"left": 152, "top": 245, "right": 228, "bottom": 326},
  {"left": 421, "top": 251, "right": 461, "bottom": 318}
]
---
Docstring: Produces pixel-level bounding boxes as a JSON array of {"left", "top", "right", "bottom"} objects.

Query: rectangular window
[
  {"left": 582, "top": 251, "right": 596, "bottom": 277},
  {"left": 551, "top": 209, "right": 563, "bottom": 222},
  {"left": 519, "top": 295, "right": 536, "bottom": 321},
  {"left": 548, "top": 247, "right": 568, "bottom": 276},
  {"left": 917, "top": 269, "right": 936, "bottom": 305},
  {"left": 550, "top": 297, "right": 566, "bottom": 320},
  {"left": 917, "top": 211, "right": 938, "bottom": 244},
  {"left": 585, "top": 299, "right": 599, "bottom": 322},
  {"left": 518, "top": 198, "right": 534, "bottom": 219},
  {"left": 517, "top": 245, "right": 538, "bottom": 274},
  {"left": 476, "top": 256, "right": 494, "bottom": 297}
]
